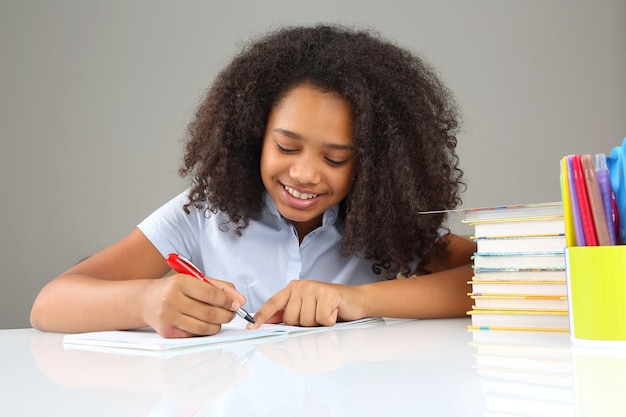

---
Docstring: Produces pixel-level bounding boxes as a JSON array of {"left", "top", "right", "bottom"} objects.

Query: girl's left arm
[
  {"left": 249, "top": 234, "right": 476, "bottom": 327},
  {"left": 357, "top": 233, "right": 476, "bottom": 319}
]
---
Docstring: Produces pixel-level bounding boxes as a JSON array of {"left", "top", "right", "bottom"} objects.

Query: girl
[{"left": 31, "top": 24, "right": 476, "bottom": 338}]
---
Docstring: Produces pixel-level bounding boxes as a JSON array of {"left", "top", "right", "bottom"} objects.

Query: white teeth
[{"left": 284, "top": 185, "right": 318, "bottom": 200}]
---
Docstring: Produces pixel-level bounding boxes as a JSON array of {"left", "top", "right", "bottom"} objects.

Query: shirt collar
[{"left": 263, "top": 192, "right": 339, "bottom": 228}]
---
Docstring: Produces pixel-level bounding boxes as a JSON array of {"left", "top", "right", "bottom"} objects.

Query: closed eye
[
  {"left": 276, "top": 143, "right": 297, "bottom": 154},
  {"left": 324, "top": 157, "right": 348, "bottom": 167}
]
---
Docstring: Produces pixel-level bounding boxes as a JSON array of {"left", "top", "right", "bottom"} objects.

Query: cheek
[
  {"left": 260, "top": 153, "right": 278, "bottom": 176},
  {"left": 259, "top": 145, "right": 273, "bottom": 177},
  {"left": 260, "top": 149, "right": 286, "bottom": 187},
  {"left": 333, "top": 166, "right": 356, "bottom": 196}
]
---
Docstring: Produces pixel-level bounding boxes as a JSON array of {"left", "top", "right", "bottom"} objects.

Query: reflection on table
[{"left": 1, "top": 318, "right": 625, "bottom": 416}]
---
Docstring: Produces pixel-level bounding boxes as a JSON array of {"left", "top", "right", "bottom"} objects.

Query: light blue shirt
[{"left": 137, "top": 190, "right": 388, "bottom": 312}]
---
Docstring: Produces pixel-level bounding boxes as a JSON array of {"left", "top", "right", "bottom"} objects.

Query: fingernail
[{"left": 231, "top": 301, "right": 242, "bottom": 311}]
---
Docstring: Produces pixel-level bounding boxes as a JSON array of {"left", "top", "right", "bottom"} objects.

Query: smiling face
[{"left": 260, "top": 84, "right": 356, "bottom": 239}]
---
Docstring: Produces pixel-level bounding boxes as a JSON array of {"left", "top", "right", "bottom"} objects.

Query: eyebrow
[{"left": 272, "top": 128, "right": 355, "bottom": 151}]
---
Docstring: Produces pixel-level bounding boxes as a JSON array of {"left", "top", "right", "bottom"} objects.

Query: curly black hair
[{"left": 180, "top": 24, "right": 464, "bottom": 277}]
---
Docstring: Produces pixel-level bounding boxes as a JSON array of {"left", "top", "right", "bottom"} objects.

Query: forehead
[{"left": 268, "top": 84, "right": 354, "bottom": 142}]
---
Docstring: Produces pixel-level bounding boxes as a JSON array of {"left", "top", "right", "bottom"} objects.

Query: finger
[
  {"left": 297, "top": 295, "right": 318, "bottom": 327},
  {"left": 298, "top": 283, "right": 340, "bottom": 327},
  {"left": 174, "top": 311, "right": 225, "bottom": 337},
  {"left": 175, "top": 276, "right": 239, "bottom": 332},
  {"left": 156, "top": 326, "right": 195, "bottom": 338},
  {"left": 313, "top": 290, "right": 341, "bottom": 326},
  {"left": 155, "top": 314, "right": 222, "bottom": 338},
  {"left": 280, "top": 290, "right": 304, "bottom": 326},
  {"left": 264, "top": 310, "right": 284, "bottom": 324},
  {"left": 248, "top": 309, "right": 284, "bottom": 328},
  {"left": 299, "top": 296, "right": 338, "bottom": 327},
  {"left": 202, "top": 276, "right": 247, "bottom": 311},
  {"left": 147, "top": 275, "right": 232, "bottom": 337},
  {"left": 179, "top": 274, "right": 242, "bottom": 313},
  {"left": 317, "top": 306, "right": 339, "bottom": 327},
  {"left": 247, "top": 289, "right": 291, "bottom": 329}
]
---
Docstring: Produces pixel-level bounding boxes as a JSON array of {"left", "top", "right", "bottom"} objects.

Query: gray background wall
[{"left": 2, "top": 0, "right": 625, "bottom": 329}]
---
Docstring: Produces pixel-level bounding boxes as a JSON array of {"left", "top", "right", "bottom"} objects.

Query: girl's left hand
[{"left": 248, "top": 280, "right": 368, "bottom": 328}]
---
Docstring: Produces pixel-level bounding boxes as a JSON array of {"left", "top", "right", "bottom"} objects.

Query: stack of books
[{"left": 463, "top": 202, "right": 569, "bottom": 332}]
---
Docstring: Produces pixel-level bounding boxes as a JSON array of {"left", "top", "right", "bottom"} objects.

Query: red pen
[
  {"left": 165, "top": 253, "right": 255, "bottom": 324},
  {"left": 572, "top": 154, "right": 598, "bottom": 246}
]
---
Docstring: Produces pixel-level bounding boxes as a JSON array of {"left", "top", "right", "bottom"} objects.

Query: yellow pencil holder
[{"left": 566, "top": 246, "right": 626, "bottom": 347}]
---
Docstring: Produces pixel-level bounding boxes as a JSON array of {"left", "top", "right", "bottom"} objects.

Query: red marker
[{"left": 166, "top": 253, "right": 255, "bottom": 324}]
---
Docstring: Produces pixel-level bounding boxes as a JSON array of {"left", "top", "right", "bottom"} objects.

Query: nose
[{"left": 289, "top": 153, "right": 322, "bottom": 185}]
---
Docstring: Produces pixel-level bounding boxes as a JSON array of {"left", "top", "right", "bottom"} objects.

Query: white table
[{"left": 2, "top": 318, "right": 624, "bottom": 416}]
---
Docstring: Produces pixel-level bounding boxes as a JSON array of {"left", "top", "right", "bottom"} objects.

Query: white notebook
[{"left": 63, "top": 316, "right": 383, "bottom": 354}]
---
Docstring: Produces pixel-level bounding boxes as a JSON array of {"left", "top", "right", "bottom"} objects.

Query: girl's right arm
[{"left": 30, "top": 228, "right": 244, "bottom": 337}]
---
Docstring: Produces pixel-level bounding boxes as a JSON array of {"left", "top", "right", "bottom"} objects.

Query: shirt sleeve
[{"left": 136, "top": 189, "right": 205, "bottom": 261}]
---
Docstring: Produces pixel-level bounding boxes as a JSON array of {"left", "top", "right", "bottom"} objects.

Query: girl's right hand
[
  {"left": 141, "top": 273, "right": 244, "bottom": 338},
  {"left": 31, "top": 229, "right": 249, "bottom": 337}
]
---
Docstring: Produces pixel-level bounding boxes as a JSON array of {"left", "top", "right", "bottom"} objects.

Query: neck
[{"left": 291, "top": 216, "right": 323, "bottom": 244}]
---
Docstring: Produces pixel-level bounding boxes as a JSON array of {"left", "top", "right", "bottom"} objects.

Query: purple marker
[{"left": 596, "top": 153, "right": 617, "bottom": 245}]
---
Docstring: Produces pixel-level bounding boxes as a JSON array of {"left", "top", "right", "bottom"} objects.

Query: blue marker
[{"left": 608, "top": 138, "right": 626, "bottom": 244}]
